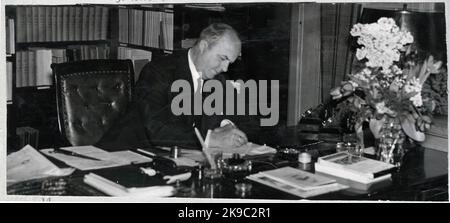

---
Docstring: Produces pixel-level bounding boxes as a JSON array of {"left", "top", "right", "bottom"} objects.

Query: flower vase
[{"left": 376, "top": 116, "right": 406, "bottom": 167}]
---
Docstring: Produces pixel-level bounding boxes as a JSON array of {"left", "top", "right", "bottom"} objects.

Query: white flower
[
  {"left": 410, "top": 93, "right": 423, "bottom": 107},
  {"left": 375, "top": 101, "right": 394, "bottom": 115}
]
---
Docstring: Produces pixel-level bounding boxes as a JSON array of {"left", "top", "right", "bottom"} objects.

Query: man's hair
[{"left": 198, "top": 23, "right": 239, "bottom": 48}]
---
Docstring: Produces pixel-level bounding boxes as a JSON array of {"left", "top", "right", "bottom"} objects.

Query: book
[
  {"left": 316, "top": 171, "right": 392, "bottom": 191},
  {"left": 315, "top": 163, "right": 392, "bottom": 184},
  {"left": 6, "top": 61, "right": 13, "bottom": 101},
  {"left": 94, "top": 6, "right": 102, "bottom": 40},
  {"left": 247, "top": 167, "right": 347, "bottom": 198},
  {"left": 6, "top": 18, "right": 15, "bottom": 54},
  {"left": 25, "top": 7, "right": 33, "bottom": 42},
  {"left": 45, "top": 7, "right": 52, "bottom": 42},
  {"left": 81, "top": 6, "right": 89, "bottom": 41},
  {"left": 88, "top": 6, "right": 96, "bottom": 40},
  {"left": 56, "top": 7, "right": 63, "bottom": 41},
  {"left": 51, "top": 7, "right": 57, "bottom": 41},
  {"left": 37, "top": 6, "right": 45, "bottom": 42},
  {"left": 16, "top": 7, "right": 26, "bottom": 42},
  {"left": 316, "top": 152, "right": 395, "bottom": 180},
  {"left": 33, "top": 48, "right": 53, "bottom": 86},
  {"left": 258, "top": 167, "right": 336, "bottom": 191},
  {"left": 83, "top": 170, "right": 174, "bottom": 197},
  {"left": 100, "top": 7, "right": 109, "bottom": 40}
]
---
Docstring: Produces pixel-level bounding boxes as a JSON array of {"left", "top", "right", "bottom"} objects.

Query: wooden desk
[{"left": 10, "top": 144, "right": 444, "bottom": 201}]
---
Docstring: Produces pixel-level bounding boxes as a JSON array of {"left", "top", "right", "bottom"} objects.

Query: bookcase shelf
[{"left": 16, "top": 40, "right": 111, "bottom": 50}]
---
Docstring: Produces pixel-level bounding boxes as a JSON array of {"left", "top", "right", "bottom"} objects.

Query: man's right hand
[{"left": 206, "top": 124, "right": 248, "bottom": 149}]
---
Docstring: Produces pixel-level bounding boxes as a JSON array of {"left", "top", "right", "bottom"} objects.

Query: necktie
[{"left": 194, "top": 77, "right": 203, "bottom": 127}]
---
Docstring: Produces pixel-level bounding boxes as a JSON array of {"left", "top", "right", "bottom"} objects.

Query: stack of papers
[
  {"left": 7, "top": 145, "right": 75, "bottom": 186},
  {"left": 41, "top": 146, "right": 153, "bottom": 171},
  {"left": 247, "top": 167, "right": 347, "bottom": 198}
]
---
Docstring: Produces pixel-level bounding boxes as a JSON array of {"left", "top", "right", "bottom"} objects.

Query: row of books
[
  {"left": 117, "top": 46, "right": 152, "bottom": 82},
  {"left": 15, "top": 6, "right": 109, "bottom": 43},
  {"left": 6, "top": 17, "right": 15, "bottom": 54},
  {"left": 118, "top": 8, "right": 174, "bottom": 51},
  {"left": 15, "top": 45, "right": 110, "bottom": 87}
]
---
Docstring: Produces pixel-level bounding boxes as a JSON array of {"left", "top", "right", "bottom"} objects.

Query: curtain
[{"left": 320, "top": 3, "right": 361, "bottom": 103}]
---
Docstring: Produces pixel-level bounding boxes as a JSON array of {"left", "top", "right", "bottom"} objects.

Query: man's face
[{"left": 197, "top": 33, "right": 241, "bottom": 80}]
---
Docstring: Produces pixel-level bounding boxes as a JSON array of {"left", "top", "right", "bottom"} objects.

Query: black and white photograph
[{"left": 1, "top": 0, "right": 448, "bottom": 204}]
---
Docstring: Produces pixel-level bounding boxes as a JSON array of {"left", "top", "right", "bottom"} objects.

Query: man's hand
[{"left": 206, "top": 124, "right": 248, "bottom": 149}]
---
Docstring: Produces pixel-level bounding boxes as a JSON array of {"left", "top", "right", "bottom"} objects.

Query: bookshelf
[
  {"left": 5, "top": 3, "right": 292, "bottom": 152},
  {"left": 5, "top": 4, "right": 114, "bottom": 152}
]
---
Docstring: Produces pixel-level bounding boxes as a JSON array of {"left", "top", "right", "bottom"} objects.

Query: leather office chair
[{"left": 52, "top": 59, "right": 134, "bottom": 146}]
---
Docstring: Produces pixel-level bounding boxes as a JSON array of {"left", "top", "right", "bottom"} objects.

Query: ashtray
[
  {"left": 278, "top": 148, "right": 300, "bottom": 161},
  {"left": 221, "top": 154, "right": 252, "bottom": 180}
]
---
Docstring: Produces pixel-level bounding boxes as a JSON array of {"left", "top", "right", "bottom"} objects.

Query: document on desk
[
  {"left": 7, "top": 145, "right": 75, "bottom": 185},
  {"left": 208, "top": 142, "right": 277, "bottom": 158},
  {"left": 247, "top": 167, "right": 348, "bottom": 198},
  {"left": 41, "top": 146, "right": 153, "bottom": 171}
]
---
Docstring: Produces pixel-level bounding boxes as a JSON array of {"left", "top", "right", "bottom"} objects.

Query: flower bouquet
[{"left": 330, "top": 18, "right": 443, "bottom": 165}]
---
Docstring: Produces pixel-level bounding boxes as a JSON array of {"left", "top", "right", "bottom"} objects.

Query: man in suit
[{"left": 97, "top": 23, "right": 248, "bottom": 151}]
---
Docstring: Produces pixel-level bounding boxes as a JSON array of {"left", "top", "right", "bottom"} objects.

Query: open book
[{"left": 247, "top": 167, "right": 347, "bottom": 198}]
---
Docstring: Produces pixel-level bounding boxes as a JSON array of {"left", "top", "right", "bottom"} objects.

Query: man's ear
[{"left": 198, "top": 40, "right": 209, "bottom": 53}]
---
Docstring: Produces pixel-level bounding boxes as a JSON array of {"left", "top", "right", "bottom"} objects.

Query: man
[{"left": 96, "top": 23, "right": 248, "bottom": 151}]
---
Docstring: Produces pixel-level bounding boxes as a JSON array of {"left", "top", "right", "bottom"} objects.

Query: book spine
[
  {"left": 68, "top": 6, "right": 75, "bottom": 41},
  {"left": 75, "top": 6, "right": 82, "bottom": 41},
  {"left": 45, "top": 7, "right": 52, "bottom": 42},
  {"left": 7, "top": 61, "right": 13, "bottom": 101},
  {"left": 81, "top": 6, "right": 89, "bottom": 41},
  {"left": 38, "top": 6, "right": 45, "bottom": 42},
  {"left": 88, "top": 7, "right": 95, "bottom": 41},
  {"left": 16, "top": 7, "right": 26, "bottom": 43},
  {"left": 16, "top": 51, "right": 22, "bottom": 87},
  {"left": 32, "top": 7, "right": 40, "bottom": 42},
  {"left": 22, "top": 51, "right": 28, "bottom": 87},
  {"left": 28, "top": 50, "right": 36, "bottom": 86},
  {"left": 62, "top": 6, "right": 69, "bottom": 41},
  {"left": 56, "top": 7, "right": 63, "bottom": 41},
  {"left": 101, "top": 7, "right": 109, "bottom": 40},
  {"left": 51, "top": 7, "right": 57, "bottom": 42},
  {"left": 94, "top": 6, "right": 102, "bottom": 40}
]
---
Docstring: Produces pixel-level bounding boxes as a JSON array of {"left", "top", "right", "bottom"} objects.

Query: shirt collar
[{"left": 188, "top": 49, "right": 202, "bottom": 92}]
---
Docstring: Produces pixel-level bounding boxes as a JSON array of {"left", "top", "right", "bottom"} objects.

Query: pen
[
  {"left": 49, "top": 148, "right": 102, "bottom": 161},
  {"left": 194, "top": 127, "right": 216, "bottom": 169}
]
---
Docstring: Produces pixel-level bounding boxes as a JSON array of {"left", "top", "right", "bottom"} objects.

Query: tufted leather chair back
[{"left": 52, "top": 60, "right": 134, "bottom": 146}]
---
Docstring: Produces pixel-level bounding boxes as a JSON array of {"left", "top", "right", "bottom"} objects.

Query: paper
[
  {"left": 7, "top": 145, "right": 75, "bottom": 186},
  {"left": 41, "top": 146, "right": 153, "bottom": 171},
  {"left": 110, "top": 150, "right": 153, "bottom": 164},
  {"left": 258, "top": 167, "right": 336, "bottom": 190},
  {"left": 208, "top": 142, "right": 277, "bottom": 158},
  {"left": 41, "top": 148, "right": 123, "bottom": 171}
]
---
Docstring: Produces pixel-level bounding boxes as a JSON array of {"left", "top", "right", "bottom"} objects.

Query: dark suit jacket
[{"left": 96, "top": 50, "right": 225, "bottom": 151}]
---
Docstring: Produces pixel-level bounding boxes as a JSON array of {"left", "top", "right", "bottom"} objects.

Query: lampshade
[{"left": 359, "top": 8, "right": 447, "bottom": 61}]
